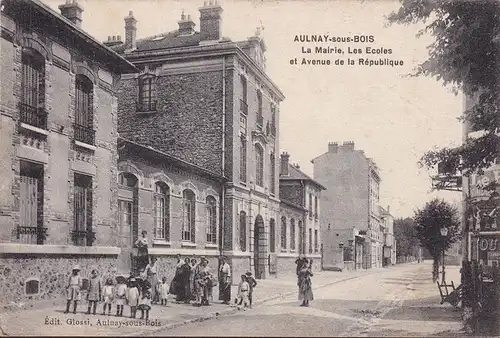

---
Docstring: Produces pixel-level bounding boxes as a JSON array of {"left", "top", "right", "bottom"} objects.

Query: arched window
[
  {"left": 269, "top": 218, "right": 276, "bottom": 253},
  {"left": 239, "top": 211, "right": 246, "bottom": 252},
  {"left": 138, "top": 75, "right": 156, "bottom": 112},
  {"left": 21, "top": 48, "right": 46, "bottom": 129},
  {"left": 182, "top": 189, "right": 196, "bottom": 243},
  {"left": 118, "top": 173, "right": 138, "bottom": 243},
  {"left": 75, "top": 74, "right": 94, "bottom": 145},
  {"left": 255, "top": 144, "right": 264, "bottom": 187},
  {"left": 280, "top": 216, "right": 287, "bottom": 250},
  {"left": 153, "top": 182, "right": 170, "bottom": 241},
  {"left": 290, "top": 219, "right": 296, "bottom": 251},
  {"left": 206, "top": 196, "right": 217, "bottom": 245}
]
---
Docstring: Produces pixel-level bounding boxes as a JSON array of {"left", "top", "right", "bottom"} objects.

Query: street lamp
[{"left": 440, "top": 227, "right": 449, "bottom": 283}]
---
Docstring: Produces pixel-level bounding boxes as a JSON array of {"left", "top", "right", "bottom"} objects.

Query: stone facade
[
  {"left": 312, "top": 142, "right": 383, "bottom": 269},
  {"left": 0, "top": 0, "right": 135, "bottom": 307}
]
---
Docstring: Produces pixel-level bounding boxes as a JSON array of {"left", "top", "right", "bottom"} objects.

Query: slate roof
[{"left": 281, "top": 164, "right": 326, "bottom": 190}]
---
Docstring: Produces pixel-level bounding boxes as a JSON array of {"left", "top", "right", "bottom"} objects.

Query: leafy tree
[
  {"left": 413, "top": 198, "right": 461, "bottom": 281},
  {"left": 394, "top": 217, "right": 420, "bottom": 257},
  {"left": 388, "top": 1, "right": 500, "bottom": 184}
]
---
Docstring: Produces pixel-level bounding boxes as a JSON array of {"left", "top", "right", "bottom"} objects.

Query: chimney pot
[
  {"left": 59, "top": 0, "right": 84, "bottom": 28},
  {"left": 328, "top": 142, "right": 338, "bottom": 153},
  {"left": 199, "top": 1, "right": 223, "bottom": 41},
  {"left": 129, "top": 10, "right": 133, "bottom": 16},
  {"left": 280, "top": 152, "right": 290, "bottom": 176},
  {"left": 124, "top": 10, "right": 138, "bottom": 50}
]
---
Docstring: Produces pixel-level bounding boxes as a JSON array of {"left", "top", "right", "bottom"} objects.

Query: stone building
[
  {"left": 0, "top": 0, "right": 136, "bottom": 306},
  {"left": 109, "top": 1, "right": 285, "bottom": 280},
  {"left": 312, "top": 141, "right": 383, "bottom": 269},
  {"left": 278, "top": 153, "right": 325, "bottom": 272}
]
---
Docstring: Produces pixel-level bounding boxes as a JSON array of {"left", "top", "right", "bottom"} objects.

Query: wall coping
[
  {"left": 149, "top": 247, "right": 220, "bottom": 257},
  {"left": 0, "top": 244, "right": 121, "bottom": 255}
]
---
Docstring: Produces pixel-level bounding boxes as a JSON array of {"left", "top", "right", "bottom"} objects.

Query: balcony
[
  {"left": 239, "top": 99, "right": 248, "bottom": 115},
  {"left": 16, "top": 226, "right": 48, "bottom": 245},
  {"left": 136, "top": 100, "right": 157, "bottom": 113},
  {"left": 71, "top": 230, "right": 95, "bottom": 247},
  {"left": 19, "top": 103, "right": 47, "bottom": 130},
  {"left": 74, "top": 123, "right": 95, "bottom": 146}
]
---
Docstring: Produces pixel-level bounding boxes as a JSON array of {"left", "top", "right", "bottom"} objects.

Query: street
[{"left": 153, "top": 262, "right": 463, "bottom": 337}]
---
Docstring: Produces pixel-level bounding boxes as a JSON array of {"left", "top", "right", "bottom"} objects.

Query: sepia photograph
[{"left": 0, "top": 0, "right": 499, "bottom": 336}]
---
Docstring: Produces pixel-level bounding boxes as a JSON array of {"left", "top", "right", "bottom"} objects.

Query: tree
[
  {"left": 413, "top": 198, "right": 461, "bottom": 282},
  {"left": 388, "top": 1, "right": 500, "bottom": 185},
  {"left": 394, "top": 217, "right": 420, "bottom": 258}
]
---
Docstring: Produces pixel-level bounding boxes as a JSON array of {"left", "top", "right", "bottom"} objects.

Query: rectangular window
[
  {"left": 119, "top": 200, "right": 133, "bottom": 227},
  {"left": 314, "top": 230, "right": 318, "bottom": 253},
  {"left": 314, "top": 196, "right": 318, "bottom": 219},
  {"left": 270, "top": 104, "right": 276, "bottom": 136},
  {"left": 153, "top": 194, "right": 168, "bottom": 240},
  {"left": 308, "top": 193, "right": 313, "bottom": 218},
  {"left": 240, "top": 136, "right": 247, "bottom": 183},
  {"left": 138, "top": 76, "right": 157, "bottom": 112},
  {"left": 308, "top": 228, "right": 313, "bottom": 254},
  {"left": 270, "top": 153, "right": 276, "bottom": 195},
  {"left": 206, "top": 197, "right": 217, "bottom": 245},
  {"left": 73, "top": 174, "right": 93, "bottom": 246},
  {"left": 19, "top": 161, "right": 45, "bottom": 245},
  {"left": 74, "top": 76, "right": 95, "bottom": 145},
  {"left": 240, "top": 114, "right": 247, "bottom": 135},
  {"left": 280, "top": 218, "right": 287, "bottom": 250},
  {"left": 20, "top": 49, "right": 46, "bottom": 129},
  {"left": 240, "top": 75, "right": 248, "bottom": 114},
  {"left": 255, "top": 146, "right": 264, "bottom": 187}
]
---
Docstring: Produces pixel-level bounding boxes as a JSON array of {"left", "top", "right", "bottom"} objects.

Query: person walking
[
  {"left": 298, "top": 259, "right": 314, "bottom": 307},
  {"left": 218, "top": 256, "right": 231, "bottom": 305},
  {"left": 64, "top": 265, "right": 82, "bottom": 314}
]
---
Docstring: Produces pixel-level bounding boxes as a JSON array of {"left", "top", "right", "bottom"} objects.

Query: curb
[{"left": 132, "top": 269, "right": 385, "bottom": 336}]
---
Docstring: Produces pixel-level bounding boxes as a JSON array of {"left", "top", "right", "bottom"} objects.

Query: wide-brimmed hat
[
  {"left": 245, "top": 271, "right": 252, "bottom": 276},
  {"left": 72, "top": 265, "right": 81, "bottom": 271}
]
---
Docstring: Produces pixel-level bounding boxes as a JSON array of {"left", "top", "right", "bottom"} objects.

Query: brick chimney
[
  {"left": 103, "top": 35, "right": 123, "bottom": 47},
  {"left": 124, "top": 10, "right": 137, "bottom": 51},
  {"left": 328, "top": 142, "right": 338, "bottom": 153},
  {"left": 280, "top": 152, "right": 290, "bottom": 176},
  {"left": 342, "top": 141, "right": 355, "bottom": 151},
  {"left": 199, "top": 0, "right": 223, "bottom": 42},
  {"left": 178, "top": 12, "right": 196, "bottom": 35},
  {"left": 59, "top": 0, "right": 84, "bottom": 28}
]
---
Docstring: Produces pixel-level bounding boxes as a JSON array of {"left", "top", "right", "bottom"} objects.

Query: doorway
[{"left": 254, "top": 215, "right": 266, "bottom": 279}]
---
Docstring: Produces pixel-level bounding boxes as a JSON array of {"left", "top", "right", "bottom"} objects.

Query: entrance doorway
[{"left": 254, "top": 215, "right": 266, "bottom": 279}]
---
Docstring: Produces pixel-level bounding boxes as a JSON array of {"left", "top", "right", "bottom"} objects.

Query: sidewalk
[{"left": 0, "top": 268, "right": 382, "bottom": 336}]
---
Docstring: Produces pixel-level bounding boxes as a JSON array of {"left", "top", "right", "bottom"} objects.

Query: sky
[{"left": 45, "top": 0, "right": 464, "bottom": 218}]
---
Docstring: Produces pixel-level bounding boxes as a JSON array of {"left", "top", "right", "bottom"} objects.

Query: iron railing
[
  {"left": 19, "top": 103, "right": 47, "bottom": 130},
  {"left": 73, "top": 123, "right": 95, "bottom": 145},
  {"left": 71, "top": 230, "right": 95, "bottom": 246},
  {"left": 17, "top": 226, "right": 47, "bottom": 245},
  {"left": 136, "top": 100, "right": 157, "bottom": 113}
]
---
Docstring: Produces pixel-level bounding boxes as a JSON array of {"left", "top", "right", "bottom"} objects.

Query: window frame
[
  {"left": 255, "top": 144, "right": 264, "bottom": 187},
  {"left": 153, "top": 182, "right": 170, "bottom": 241},
  {"left": 280, "top": 216, "right": 287, "bottom": 250},
  {"left": 182, "top": 189, "right": 196, "bottom": 243},
  {"left": 239, "top": 211, "right": 247, "bottom": 252},
  {"left": 205, "top": 196, "right": 217, "bottom": 245}
]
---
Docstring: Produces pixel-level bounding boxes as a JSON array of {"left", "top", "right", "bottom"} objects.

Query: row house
[
  {"left": 0, "top": 0, "right": 136, "bottom": 306},
  {"left": 108, "top": 1, "right": 285, "bottom": 280},
  {"left": 278, "top": 153, "right": 325, "bottom": 272}
]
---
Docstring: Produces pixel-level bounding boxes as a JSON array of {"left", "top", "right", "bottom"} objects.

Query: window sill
[
  {"left": 136, "top": 111, "right": 158, "bottom": 116},
  {"left": 204, "top": 244, "right": 218, "bottom": 249},
  {"left": 153, "top": 240, "right": 171, "bottom": 247},
  {"left": 20, "top": 123, "right": 49, "bottom": 136},
  {"left": 75, "top": 141, "right": 96, "bottom": 151},
  {"left": 181, "top": 242, "right": 197, "bottom": 248}
]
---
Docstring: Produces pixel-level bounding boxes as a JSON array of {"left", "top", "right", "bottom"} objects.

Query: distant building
[
  {"left": 0, "top": 0, "right": 136, "bottom": 307},
  {"left": 278, "top": 153, "right": 325, "bottom": 272},
  {"left": 380, "top": 206, "right": 396, "bottom": 266},
  {"left": 312, "top": 141, "right": 383, "bottom": 269},
  {"left": 109, "top": 1, "right": 286, "bottom": 279}
]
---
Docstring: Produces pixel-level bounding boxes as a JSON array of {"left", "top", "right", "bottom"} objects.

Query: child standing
[
  {"left": 64, "top": 265, "right": 82, "bottom": 314},
  {"left": 86, "top": 270, "right": 102, "bottom": 315},
  {"left": 127, "top": 278, "right": 139, "bottom": 319},
  {"left": 138, "top": 287, "right": 152, "bottom": 320},
  {"left": 102, "top": 278, "right": 114, "bottom": 315},
  {"left": 236, "top": 274, "right": 249, "bottom": 311},
  {"left": 245, "top": 271, "right": 257, "bottom": 309},
  {"left": 160, "top": 277, "right": 169, "bottom": 305},
  {"left": 115, "top": 277, "right": 127, "bottom": 317}
]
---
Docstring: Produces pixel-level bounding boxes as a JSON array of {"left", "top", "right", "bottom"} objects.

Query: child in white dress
[
  {"left": 160, "top": 277, "right": 169, "bottom": 305},
  {"left": 127, "top": 278, "right": 139, "bottom": 318},
  {"left": 102, "top": 278, "right": 114, "bottom": 315},
  {"left": 115, "top": 277, "right": 127, "bottom": 317}
]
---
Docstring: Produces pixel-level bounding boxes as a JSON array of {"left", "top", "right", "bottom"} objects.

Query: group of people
[
  {"left": 64, "top": 265, "right": 162, "bottom": 320},
  {"left": 295, "top": 256, "right": 314, "bottom": 307},
  {"left": 63, "top": 251, "right": 250, "bottom": 319}
]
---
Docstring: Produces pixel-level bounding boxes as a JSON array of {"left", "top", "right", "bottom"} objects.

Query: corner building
[
  {"left": 111, "top": 1, "right": 284, "bottom": 280},
  {"left": 0, "top": 0, "right": 136, "bottom": 306}
]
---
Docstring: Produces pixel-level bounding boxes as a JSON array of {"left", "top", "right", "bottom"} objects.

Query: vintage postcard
[{"left": 0, "top": 0, "right": 499, "bottom": 336}]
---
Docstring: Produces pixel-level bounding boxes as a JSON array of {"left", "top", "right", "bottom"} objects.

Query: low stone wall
[{"left": 0, "top": 254, "right": 118, "bottom": 308}]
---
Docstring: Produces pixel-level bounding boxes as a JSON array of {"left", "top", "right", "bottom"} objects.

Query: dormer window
[{"left": 137, "top": 75, "right": 157, "bottom": 112}]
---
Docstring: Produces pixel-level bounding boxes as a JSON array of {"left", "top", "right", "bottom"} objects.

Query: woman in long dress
[
  {"left": 135, "top": 231, "right": 149, "bottom": 271},
  {"left": 298, "top": 259, "right": 314, "bottom": 307}
]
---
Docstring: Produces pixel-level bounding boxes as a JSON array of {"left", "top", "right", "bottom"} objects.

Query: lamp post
[{"left": 440, "top": 227, "right": 448, "bottom": 284}]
